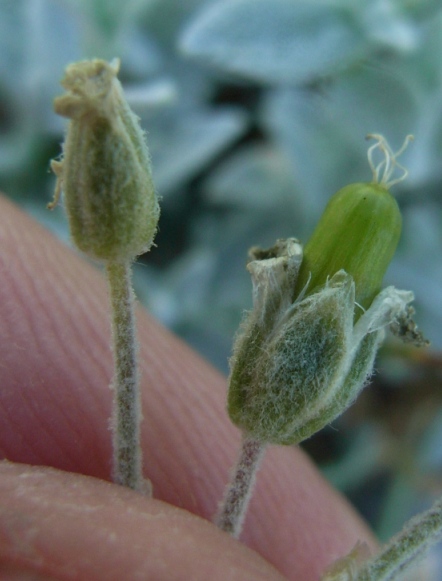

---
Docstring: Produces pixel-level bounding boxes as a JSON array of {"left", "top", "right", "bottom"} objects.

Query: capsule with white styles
[
  {"left": 294, "top": 134, "right": 413, "bottom": 311},
  {"left": 227, "top": 135, "right": 426, "bottom": 446}
]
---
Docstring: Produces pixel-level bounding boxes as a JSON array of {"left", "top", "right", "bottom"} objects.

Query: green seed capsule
[
  {"left": 294, "top": 182, "right": 401, "bottom": 311},
  {"left": 226, "top": 135, "right": 419, "bottom": 446},
  {"left": 294, "top": 134, "right": 414, "bottom": 311}
]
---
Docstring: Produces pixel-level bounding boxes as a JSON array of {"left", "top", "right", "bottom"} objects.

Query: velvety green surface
[{"left": 295, "top": 183, "right": 402, "bottom": 311}]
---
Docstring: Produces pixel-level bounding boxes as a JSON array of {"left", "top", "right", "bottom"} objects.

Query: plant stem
[
  {"left": 215, "top": 434, "right": 266, "bottom": 538},
  {"left": 355, "top": 496, "right": 442, "bottom": 581},
  {"left": 106, "top": 260, "right": 147, "bottom": 493}
]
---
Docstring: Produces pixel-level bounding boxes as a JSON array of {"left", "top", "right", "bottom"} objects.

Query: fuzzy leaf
[
  {"left": 180, "top": 0, "right": 370, "bottom": 83},
  {"left": 146, "top": 107, "right": 248, "bottom": 194}
]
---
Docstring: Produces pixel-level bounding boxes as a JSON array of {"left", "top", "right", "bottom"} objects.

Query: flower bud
[{"left": 50, "top": 59, "right": 159, "bottom": 262}]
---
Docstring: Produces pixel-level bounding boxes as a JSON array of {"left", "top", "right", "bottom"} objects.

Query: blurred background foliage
[{"left": 1, "top": 0, "right": 442, "bottom": 574}]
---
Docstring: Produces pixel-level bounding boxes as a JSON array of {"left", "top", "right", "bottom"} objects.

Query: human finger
[{"left": 0, "top": 195, "right": 376, "bottom": 580}]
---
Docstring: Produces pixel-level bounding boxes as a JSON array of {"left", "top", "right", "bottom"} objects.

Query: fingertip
[
  {"left": 0, "top": 462, "right": 287, "bottom": 581},
  {"left": 0, "top": 195, "right": 377, "bottom": 580}
]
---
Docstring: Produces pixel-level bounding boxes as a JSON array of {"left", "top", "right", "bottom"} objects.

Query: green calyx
[
  {"left": 50, "top": 59, "right": 159, "bottom": 262},
  {"left": 228, "top": 271, "right": 355, "bottom": 444}
]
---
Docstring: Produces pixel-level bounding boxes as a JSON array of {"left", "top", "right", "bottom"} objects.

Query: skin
[{"left": 0, "top": 195, "right": 376, "bottom": 580}]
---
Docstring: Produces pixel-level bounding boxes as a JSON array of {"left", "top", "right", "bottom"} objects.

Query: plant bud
[{"left": 50, "top": 58, "right": 159, "bottom": 262}]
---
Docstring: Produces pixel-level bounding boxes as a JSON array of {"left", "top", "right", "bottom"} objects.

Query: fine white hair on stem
[
  {"left": 214, "top": 435, "right": 266, "bottom": 538},
  {"left": 366, "top": 134, "right": 414, "bottom": 188}
]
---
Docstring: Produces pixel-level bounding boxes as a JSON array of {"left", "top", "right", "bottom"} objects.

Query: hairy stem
[
  {"left": 106, "top": 260, "right": 147, "bottom": 493},
  {"left": 215, "top": 435, "right": 266, "bottom": 538},
  {"left": 356, "top": 496, "right": 442, "bottom": 581}
]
